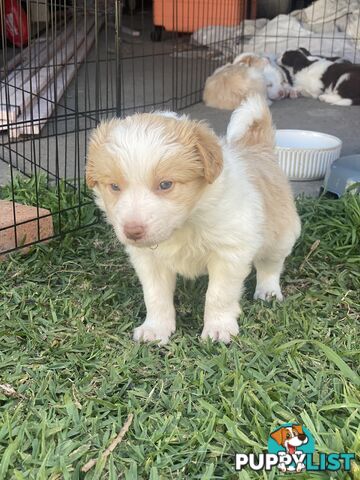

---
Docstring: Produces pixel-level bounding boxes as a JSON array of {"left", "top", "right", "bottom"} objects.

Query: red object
[
  {"left": 153, "top": 0, "right": 245, "bottom": 33},
  {"left": 4, "top": 0, "right": 29, "bottom": 47}
]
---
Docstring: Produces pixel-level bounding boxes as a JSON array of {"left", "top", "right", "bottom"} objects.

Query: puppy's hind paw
[
  {"left": 133, "top": 321, "right": 175, "bottom": 345},
  {"left": 201, "top": 320, "right": 239, "bottom": 344}
]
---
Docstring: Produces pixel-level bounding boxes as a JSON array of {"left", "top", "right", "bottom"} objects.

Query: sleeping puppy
[
  {"left": 203, "top": 53, "right": 292, "bottom": 110},
  {"left": 278, "top": 48, "right": 360, "bottom": 105},
  {"left": 86, "top": 95, "right": 301, "bottom": 344},
  {"left": 203, "top": 62, "right": 267, "bottom": 110},
  {"left": 296, "top": 47, "right": 351, "bottom": 64},
  {"left": 233, "top": 52, "right": 296, "bottom": 100}
]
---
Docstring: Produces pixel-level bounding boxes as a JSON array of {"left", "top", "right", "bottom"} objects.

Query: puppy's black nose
[
  {"left": 298, "top": 434, "right": 307, "bottom": 441},
  {"left": 124, "top": 223, "right": 146, "bottom": 240}
]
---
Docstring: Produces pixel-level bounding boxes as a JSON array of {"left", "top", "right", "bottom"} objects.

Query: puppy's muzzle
[{"left": 124, "top": 223, "right": 146, "bottom": 241}]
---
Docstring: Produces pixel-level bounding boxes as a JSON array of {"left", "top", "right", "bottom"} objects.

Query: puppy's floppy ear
[
  {"left": 193, "top": 122, "right": 223, "bottom": 183},
  {"left": 270, "top": 428, "right": 285, "bottom": 446},
  {"left": 298, "top": 47, "right": 311, "bottom": 56},
  {"left": 282, "top": 50, "right": 314, "bottom": 74},
  {"left": 86, "top": 120, "right": 116, "bottom": 188}
]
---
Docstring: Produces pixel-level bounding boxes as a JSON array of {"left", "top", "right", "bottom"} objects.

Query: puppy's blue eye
[
  {"left": 159, "top": 181, "right": 173, "bottom": 190},
  {"left": 111, "top": 183, "right": 120, "bottom": 191}
]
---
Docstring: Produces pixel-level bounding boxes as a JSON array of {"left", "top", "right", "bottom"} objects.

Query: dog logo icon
[{"left": 268, "top": 423, "right": 315, "bottom": 473}]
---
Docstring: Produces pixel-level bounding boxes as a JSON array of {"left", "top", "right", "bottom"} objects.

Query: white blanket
[{"left": 191, "top": 0, "right": 360, "bottom": 63}]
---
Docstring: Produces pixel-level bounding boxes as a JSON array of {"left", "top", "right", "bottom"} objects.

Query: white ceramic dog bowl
[{"left": 275, "top": 130, "right": 342, "bottom": 181}]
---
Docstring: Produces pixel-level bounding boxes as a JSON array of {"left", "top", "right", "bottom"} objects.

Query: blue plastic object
[{"left": 323, "top": 155, "right": 360, "bottom": 197}]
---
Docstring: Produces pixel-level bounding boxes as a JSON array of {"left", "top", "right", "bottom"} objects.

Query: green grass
[{"left": 0, "top": 191, "right": 359, "bottom": 479}]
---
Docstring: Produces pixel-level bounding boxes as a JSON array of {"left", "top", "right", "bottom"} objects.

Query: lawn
[{"left": 0, "top": 191, "right": 359, "bottom": 479}]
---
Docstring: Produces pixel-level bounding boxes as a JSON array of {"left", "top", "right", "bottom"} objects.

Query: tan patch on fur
[
  {"left": 234, "top": 54, "right": 268, "bottom": 69},
  {"left": 203, "top": 64, "right": 266, "bottom": 110},
  {"left": 240, "top": 112, "right": 275, "bottom": 149},
  {"left": 151, "top": 118, "right": 223, "bottom": 209},
  {"left": 133, "top": 115, "right": 224, "bottom": 185},
  {"left": 227, "top": 97, "right": 275, "bottom": 149},
  {"left": 86, "top": 118, "right": 125, "bottom": 188},
  {"left": 163, "top": 178, "right": 208, "bottom": 210},
  {"left": 228, "top": 102, "right": 300, "bottom": 253},
  {"left": 192, "top": 122, "right": 223, "bottom": 183},
  {"left": 243, "top": 146, "right": 300, "bottom": 256}
]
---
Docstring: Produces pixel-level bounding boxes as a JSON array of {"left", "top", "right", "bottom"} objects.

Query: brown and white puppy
[
  {"left": 86, "top": 95, "right": 301, "bottom": 344},
  {"left": 203, "top": 62, "right": 267, "bottom": 110},
  {"left": 203, "top": 53, "right": 295, "bottom": 110},
  {"left": 233, "top": 52, "right": 295, "bottom": 100}
]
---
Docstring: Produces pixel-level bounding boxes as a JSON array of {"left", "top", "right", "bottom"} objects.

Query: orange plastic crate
[{"left": 153, "top": 0, "right": 245, "bottom": 33}]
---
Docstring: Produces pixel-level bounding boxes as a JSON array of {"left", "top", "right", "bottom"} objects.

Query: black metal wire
[{"left": 0, "top": 0, "right": 359, "bottom": 255}]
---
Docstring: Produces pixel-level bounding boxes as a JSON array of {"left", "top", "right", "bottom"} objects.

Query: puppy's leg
[
  {"left": 253, "top": 256, "right": 285, "bottom": 301},
  {"left": 201, "top": 256, "right": 251, "bottom": 343},
  {"left": 319, "top": 93, "right": 352, "bottom": 106},
  {"left": 288, "top": 86, "right": 300, "bottom": 98},
  {"left": 128, "top": 250, "right": 176, "bottom": 345}
]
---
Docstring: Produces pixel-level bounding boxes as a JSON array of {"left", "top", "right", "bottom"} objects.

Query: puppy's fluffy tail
[{"left": 226, "top": 94, "right": 275, "bottom": 149}]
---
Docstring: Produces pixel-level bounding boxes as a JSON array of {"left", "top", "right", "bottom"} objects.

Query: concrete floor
[{"left": 1, "top": 11, "right": 360, "bottom": 196}]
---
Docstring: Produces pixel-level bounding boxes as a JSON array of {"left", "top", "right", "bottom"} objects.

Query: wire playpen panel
[{"left": 0, "top": 0, "right": 359, "bottom": 254}]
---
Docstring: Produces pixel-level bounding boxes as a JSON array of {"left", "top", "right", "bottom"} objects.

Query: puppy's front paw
[
  {"left": 254, "top": 284, "right": 283, "bottom": 302},
  {"left": 289, "top": 88, "right": 299, "bottom": 99},
  {"left": 133, "top": 321, "right": 175, "bottom": 345},
  {"left": 201, "top": 319, "right": 239, "bottom": 343}
]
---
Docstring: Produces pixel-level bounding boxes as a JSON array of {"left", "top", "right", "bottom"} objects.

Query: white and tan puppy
[
  {"left": 86, "top": 95, "right": 301, "bottom": 344},
  {"left": 203, "top": 53, "right": 295, "bottom": 110},
  {"left": 233, "top": 52, "right": 296, "bottom": 100},
  {"left": 203, "top": 62, "right": 267, "bottom": 110}
]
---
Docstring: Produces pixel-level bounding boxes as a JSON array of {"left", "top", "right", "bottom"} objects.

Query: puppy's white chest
[
  {"left": 295, "top": 71, "right": 323, "bottom": 97},
  {"left": 155, "top": 231, "right": 210, "bottom": 279},
  {"left": 295, "top": 61, "right": 329, "bottom": 97}
]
